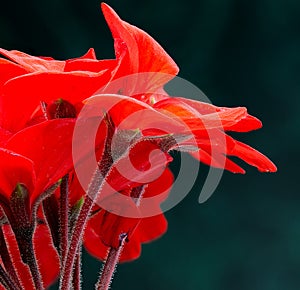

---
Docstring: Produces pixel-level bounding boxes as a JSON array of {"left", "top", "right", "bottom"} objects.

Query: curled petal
[
  {"left": 0, "top": 48, "right": 65, "bottom": 72},
  {"left": 101, "top": 3, "right": 178, "bottom": 92},
  {"left": 65, "top": 58, "right": 118, "bottom": 73},
  {"left": 154, "top": 98, "right": 249, "bottom": 131},
  {"left": 227, "top": 138, "right": 277, "bottom": 172},
  {"left": 82, "top": 94, "right": 186, "bottom": 133}
]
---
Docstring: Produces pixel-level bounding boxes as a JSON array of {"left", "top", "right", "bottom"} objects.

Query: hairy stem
[
  {"left": 0, "top": 263, "right": 20, "bottom": 290},
  {"left": 72, "top": 249, "right": 82, "bottom": 290},
  {"left": 25, "top": 239, "right": 43, "bottom": 290},
  {"left": 60, "top": 175, "right": 69, "bottom": 263},
  {"left": 59, "top": 196, "right": 93, "bottom": 290},
  {"left": 0, "top": 227, "right": 22, "bottom": 289},
  {"left": 96, "top": 236, "right": 126, "bottom": 290}
]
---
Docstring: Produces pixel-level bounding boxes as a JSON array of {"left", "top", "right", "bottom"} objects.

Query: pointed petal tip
[
  {"left": 100, "top": 2, "right": 108, "bottom": 9},
  {"left": 259, "top": 163, "right": 277, "bottom": 173},
  {"left": 234, "top": 169, "right": 246, "bottom": 174},
  {"left": 101, "top": 2, "right": 115, "bottom": 17}
]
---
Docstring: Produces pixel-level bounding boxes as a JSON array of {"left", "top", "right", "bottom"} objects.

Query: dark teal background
[{"left": 1, "top": 0, "right": 299, "bottom": 289}]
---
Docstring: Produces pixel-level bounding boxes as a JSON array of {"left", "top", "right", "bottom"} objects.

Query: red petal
[
  {"left": 84, "top": 212, "right": 166, "bottom": 263},
  {"left": 225, "top": 114, "right": 262, "bottom": 132},
  {"left": 84, "top": 220, "right": 143, "bottom": 263},
  {"left": 82, "top": 94, "right": 186, "bottom": 133},
  {"left": 76, "top": 48, "right": 97, "bottom": 60},
  {"left": 0, "top": 148, "right": 35, "bottom": 200},
  {"left": 0, "top": 58, "right": 27, "bottom": 87},
  {"left": 101, "top": 3, "right": 178, "bottom": 92},
  {"left": 84, "top": 168, "right": 172, "bottom": 262},
  {"left": 0, "top": 71, "right": 110, "bottom": 132},
  {"left": 95, "top": 140, "right": 172, "bottom": 210},
  {"left": 191, "top": 150, "right": 245, "bottom": 174},
  {"left": 83, "top": 224, "right": 110, "bottom": 261},
  {"left": 5, "top": 119, "right": 76, "bottom": 204},
  {"left": 0, "top": 127, "right": 12, "bottom": 146},
  {"left": 65, "top": 58, "right": 118, "bottom": 73},
  {"left": 227, "top": 139, "right": 277, "bottom": 172},
  {"left": 0, "top": 48, "right": 65, "bottom": 72},
  {"left": 176, "top": 97, "right": 262, "bottom": 132},
  {"left": 154, "top": 98, "right": 249, "bottom": 131},
  {"left": 88, "top": 208, "right": 140, "bottom": 249},
  {"left": 137, "top": 214, "right": 168, "bottom": 244}
]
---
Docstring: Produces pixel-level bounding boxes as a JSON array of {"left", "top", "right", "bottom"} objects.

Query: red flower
[
  {"left": 72, "top": 4, "right": 276, "bottom": 263},
  {"left": 93, "top": 4, "right": 277, "bottom": 173},
  {"left": 0, "top": 2, "right": 277, "bottom": 280}
]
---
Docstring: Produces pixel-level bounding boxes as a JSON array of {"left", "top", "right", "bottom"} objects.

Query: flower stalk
[
  {"left": 0, "top": 263, "right": 20, "bottom": 290},
  {"left": 60, "top": 195, "right": 94, "bottom": 290},
  {"left": 59, "top": 175, "right": 69, "bottom": 263},
  {"left": 96, "top": 235, "right": 127, "bottom": 290},
  {"left": 0, "top": 227, "right": 22, "bottom": 289}
]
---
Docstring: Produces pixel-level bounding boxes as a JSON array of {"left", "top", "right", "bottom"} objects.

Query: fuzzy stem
[
  {"left": 24, "top": 239, "right": 43, "bottom": 290},
  {"left": 9, "top": 184, "right": 43, "bottom": 290},
  {"left": 42, "top": 194, "right": 60, "bottom": 251},
  {"left": 10, "top": 227, "right": 43, "bottom": 290},
  {"left": 60, "top": 175, "right": 69, "bottom": 263},
  {"left": 60, "top": 154, "right": 109, "bottom": 289},
  {"left": 0, "top": 227, "right": 22, "bottom": 289},
  {"left": 61, "top": 114, "right": 115, "bottom": 289},
  {"left": 95, "top": 186, "right": 145, "bottom": 290},
  {"left": 72, "top": 249, "right": 82, "bottom": 290},
  {"left": 0, "top": 263, "right": 20, "bottom": 290},
  {"left": 96, "top": 236, "right": 126, "bottom": 290},
  {"left": 59, "top": 196, "right": 94, "bottom": 290}
]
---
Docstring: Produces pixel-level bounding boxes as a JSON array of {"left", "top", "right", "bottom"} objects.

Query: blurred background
[{"left": 0, "top": 0, "right": 299, "bottom": 289}]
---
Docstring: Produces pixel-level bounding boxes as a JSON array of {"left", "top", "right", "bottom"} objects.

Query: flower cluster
[{"left": 0, "top": 3, "right": 276, "bottom": 290}]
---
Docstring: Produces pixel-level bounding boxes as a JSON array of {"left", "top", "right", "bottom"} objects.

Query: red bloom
[
  {"left": 72, "top": 4, "right": 276, "bottom": 263},
  {"left": 95, "top": 4, "right": 277, "bottom": 174},
  {"left": 0, "top": 2, "right": 277, "bottom": 282}
]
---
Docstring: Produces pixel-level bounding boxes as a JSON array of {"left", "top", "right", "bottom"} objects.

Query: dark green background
[{"left": 1, "top": 0, "right": 299, "bottom": 289}]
